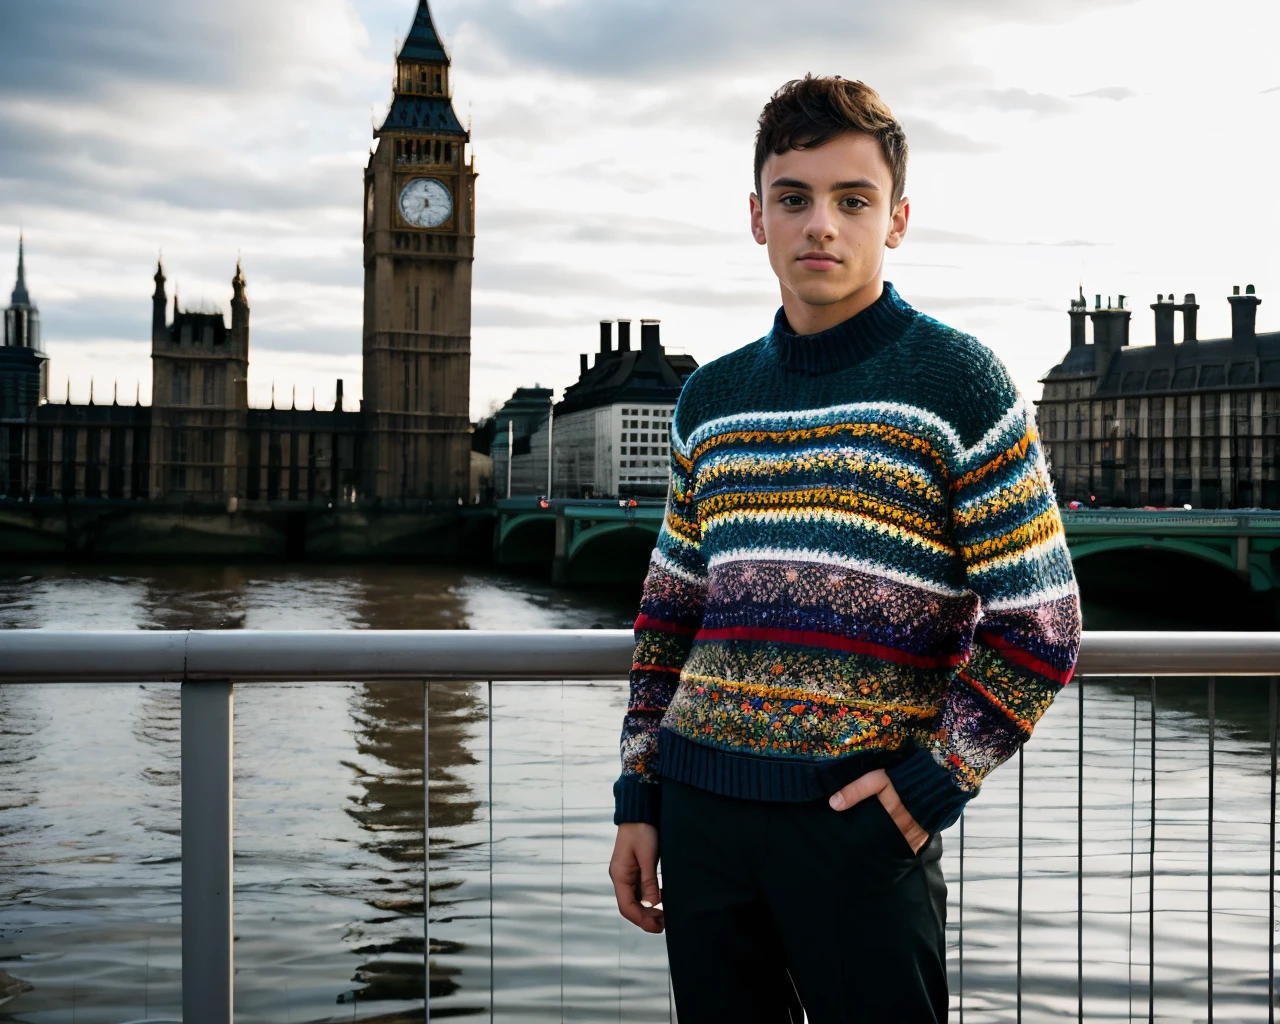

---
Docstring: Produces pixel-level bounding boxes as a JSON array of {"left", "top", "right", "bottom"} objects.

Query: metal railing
[{"left": 3, "top": 629, "right": 1280, "bottom": 1023}]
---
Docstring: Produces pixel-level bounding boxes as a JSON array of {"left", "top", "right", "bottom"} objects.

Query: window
[
  {"left": 172, "top": 365, "right": 191, "bottom": 405},
  {"left": 202, "top": 364, "right": 221, "bottom": 406},
  {"left": 1232, "top": 392, "right": 1251, "bottom": 437},
  {"left": 1174, "top": 438, "right": 1191, "bottom": 471},
  {"left": 1173, "top": 396, "right": 1190, "bottom": 436},
  {"left": 1148, "top": 397, "right": 1165, "bottom": 438}
]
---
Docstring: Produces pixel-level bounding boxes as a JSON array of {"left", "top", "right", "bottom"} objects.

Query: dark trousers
[{"left": 660, "top": 779, "right": 948, "bottom": 1024}]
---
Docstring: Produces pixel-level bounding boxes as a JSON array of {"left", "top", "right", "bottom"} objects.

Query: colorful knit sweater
[{"left": 614, "top": 283, "right": 1081, "bottom": 834}]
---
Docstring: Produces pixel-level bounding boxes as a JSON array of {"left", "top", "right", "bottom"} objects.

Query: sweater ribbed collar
[{"left": 768, "top": 281, "right": 916, "bottom": 375}]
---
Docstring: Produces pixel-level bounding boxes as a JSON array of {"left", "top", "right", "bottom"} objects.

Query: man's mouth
[{"left": 797, "top": 252, "right": 841, "bottom": 270}]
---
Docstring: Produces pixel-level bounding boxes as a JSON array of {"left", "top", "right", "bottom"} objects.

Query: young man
[{"left": 608, "top": 76, "right": 1081, "bottom": 1022}]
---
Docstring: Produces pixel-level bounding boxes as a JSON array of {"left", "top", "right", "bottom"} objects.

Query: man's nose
[{"left": 804, "top": 202, "right": 837, "bottom": 243}]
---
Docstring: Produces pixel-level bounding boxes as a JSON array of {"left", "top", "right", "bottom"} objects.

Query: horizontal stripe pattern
[{"left": 617, "top": 296, "right": 1080, "bottom": 833}]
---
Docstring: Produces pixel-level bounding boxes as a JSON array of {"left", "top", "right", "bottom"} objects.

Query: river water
[{"left": 0, "top": 565, "right": 1276, "bottom": 1024}]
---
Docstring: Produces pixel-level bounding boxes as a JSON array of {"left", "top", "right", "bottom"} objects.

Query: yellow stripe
[
  {"left": 702, "top": 505, "right": 957, "bottom": 556},
  {"left": 961, "top": 507, "right": 1063, "bottom": 567},
  {"left": 953, "top": 471, "right": 1049, "bottom": 529},
  {"left": 693, "top": 422, "right": 950, "bottom": 477},
  {"left": 698, "top": 486, "right": 946, "bottom": 539},
  {"left": 664, "top": 509, "right": 702, "bottom": 544},
  {"left": 697, "top": 450, "right": 945, "bottom": 506},
  {"left": 954, "top": 425, "right": 1035, "bottom": 491},
  {"left": 681, "top": 673, "right": 938, "bottom": 717}
]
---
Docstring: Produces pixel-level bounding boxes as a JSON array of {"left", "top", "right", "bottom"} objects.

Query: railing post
[
  {"left": 430, "top": 675, "right": 435, "bottom": 1018},
  {"left": 181, "top": 680, "right": 233, "bottom": 1024}
]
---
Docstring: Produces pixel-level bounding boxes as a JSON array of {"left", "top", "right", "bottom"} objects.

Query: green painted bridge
[
  {"left": 494, "top": 498, "right": 1280, "bottom": 592},
  {"left": 1061, "top": 509, "right": 1280, "bottom": 592}
]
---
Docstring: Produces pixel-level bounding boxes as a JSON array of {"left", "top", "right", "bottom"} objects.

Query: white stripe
[
  {"left": 967, "top": 534, "right": 1069, "bottom": 577},
  {"left": 955, "top": 458, "right": 1049, "bottom": 512},
  {"left": 651, "top": 546, "right": 707, "bottom": 587},
  {"left": 676, "top": 400, "right": 964, "bottom": 456},
  {"left": 697, "top": 443, "right": 940, "bottom": 485},
  {"left": 983, "top": 578, "right": 1080, "bottom": 613},
  {"left": 706, "top": 545, "right": 971, "bottom": 598},
  {"left": 957, "top": 394, "right": 1028, "bottom": 468}
]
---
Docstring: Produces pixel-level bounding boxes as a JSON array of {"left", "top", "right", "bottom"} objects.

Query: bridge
[
  {"left": 493, "top": 496, "right": 666, "bottom": 583},
  {"left": 1062, "top": 509, "right": 1280, "bottom": 592},
  {"left": 495, "top": 499, "right": 1280, "bottom": 594}
]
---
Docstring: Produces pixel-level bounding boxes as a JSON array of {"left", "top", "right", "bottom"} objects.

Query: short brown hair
[{"left": 754, "top": 75, "right": 908, "bottom": 205}]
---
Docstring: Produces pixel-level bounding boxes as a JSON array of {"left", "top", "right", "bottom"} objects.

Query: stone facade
[
  {"left": 1037, "top": 285, "right": 1279, "bottom": 508},
  {"left": 0, "top": 1, "right": 474, "bottom": 507}
]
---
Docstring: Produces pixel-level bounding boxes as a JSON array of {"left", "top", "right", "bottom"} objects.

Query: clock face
[{"left": 398, "top": 177, "right": 452, "bottom": 228}]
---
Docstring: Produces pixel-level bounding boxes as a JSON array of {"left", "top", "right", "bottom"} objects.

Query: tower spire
[
  {"left": 399, "top": 0, "right": 449, "bottom": 62},
  {"left": 11, "top": 233, "right": 31, "bottom": 307}
]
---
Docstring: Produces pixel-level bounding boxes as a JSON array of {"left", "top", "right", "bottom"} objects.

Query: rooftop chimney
[
  {"left": 1175, "top": 292, "right": 1199, "bottom": 342},
  {"left": 1151, "top": 292, "right": 1175, "bottom": 346},
  {"left": 335, "top": 378, "right": 344, "bottom": 412},
  {"left": 1229, "top": 284, "right": 1261, "bottom": 344},
  {"left": 580, "top": 352, "right": 589, "bottom": 376},
  {"left": 1088, "top": 296, "right": 1132, "bottom": 374},
  {"left": 1068, "top": 286, "right": 1087, "bottom": 348},
  {"left": 598, "top": 320, "right": 612, "bottom": 353},
  {"left": 640, "top": 318, "right": 661, "bottom": 355},
  {"left": 617, "top": 319, "right": 632, "bottom": 352}
]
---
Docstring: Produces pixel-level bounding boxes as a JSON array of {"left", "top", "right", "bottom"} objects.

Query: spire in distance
[
  {"left": 11, "top": 233, "right": 32, "bottom": 308},
  {"left": 399, "top": 0, "right": 448, "bottom": 63}
]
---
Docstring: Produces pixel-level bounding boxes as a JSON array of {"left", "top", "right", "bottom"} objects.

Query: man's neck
[{"left": 779, "top": 273, "right": 885, "bottom": 336}]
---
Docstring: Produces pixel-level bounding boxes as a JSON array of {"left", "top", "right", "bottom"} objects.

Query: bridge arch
[
  {"left": 567, "top": 520, "right": 660, "bottom": 584},
  {"left": 1067, "top": 536, "right": 1239, "bottom": 578},
  {"left": 495, "top": 512, "right": 556, "bottom": 565}
]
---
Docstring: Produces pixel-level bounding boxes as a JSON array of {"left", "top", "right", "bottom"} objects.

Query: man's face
[{"left": 750, "top": 132, "right": 908, "bottom": 317}]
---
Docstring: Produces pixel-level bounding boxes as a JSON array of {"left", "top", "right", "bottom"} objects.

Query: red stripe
[
  {"left": 978, "top": 631, "right": 1075, "bottom": 685},
  {"left": 634, "top": 613, "right": 699, "bottom": 636},
  {"left": 694, "top": 626, "right": 966, "bottom": 669}
]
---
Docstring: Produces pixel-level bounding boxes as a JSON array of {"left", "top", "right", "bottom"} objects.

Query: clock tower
[{"left": 363, "top": 0, "right": 477, "bottom": 501}]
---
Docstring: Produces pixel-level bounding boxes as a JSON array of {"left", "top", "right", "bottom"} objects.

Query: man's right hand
[{"left": 609, "top": 822, "right": 664, "bottom": 934}]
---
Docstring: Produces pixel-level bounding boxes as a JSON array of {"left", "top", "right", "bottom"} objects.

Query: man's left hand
[{"left": 828, "top": 768, "right": 928, "bottom": 854}]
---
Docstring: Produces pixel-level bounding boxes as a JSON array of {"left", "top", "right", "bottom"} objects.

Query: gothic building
[
  {"left": 0, "top": 0, "right": 472, "bottom": 506},
  {"left": 1037, "top": 284, "right": 1280, "bottom": 508},
  {"left": 362, "top": 0, "right": 476, "bottom": 501}
]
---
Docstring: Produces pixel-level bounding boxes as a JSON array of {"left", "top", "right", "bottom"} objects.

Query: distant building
[
  {"left": 489, "top": 386, "right": 553, "bottom": 498},
  {"left": 1037, "top": 284, "right": 1279, "bottom": 508},
  {"left": 1, "top": 234, "right": 48, "bottom": 424},
  {"left": 489, "top": 319, "right": 697, "bottom": 499},
  {"left": 546, "top": 318, "right": 696, "bottom": 498},
  {"left": 0, "top": 0, "right": 479, "bottom": 507}
]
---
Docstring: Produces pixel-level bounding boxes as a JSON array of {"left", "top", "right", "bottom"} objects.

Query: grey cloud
[
  {"left": 900, "top": 118, "right": 998, "bottom": 153},
  {"left": 1262, "top": 85, "right": 1280, "bottom": 94},
  {"left": 946, "top": 88, "right": 1071, "bottom": 114},
  {"left": 472, "top": 305, "right": 581, "bottom": 328},
  {"left": 909, "top": 227, "right": 1106, "bottom": 247},
  {"left": 0, "top": 0, "right": 370, "bottom": 100},
  {"left": 1072, "top": 86, "right": 1137, "bottom": 101},
  {"left": 437, "top": 0, "right": 1140, "bottom": 82},
  {"left": 478, "top": 206, "right": 739, "bottom": 247}
]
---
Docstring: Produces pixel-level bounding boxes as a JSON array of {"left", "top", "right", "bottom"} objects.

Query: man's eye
[
  {"left": 842, "top": 196, "right": 868, "bottom": 209},
  {"left": 780, "top": 195, "right": 806, "bottom": 207}
]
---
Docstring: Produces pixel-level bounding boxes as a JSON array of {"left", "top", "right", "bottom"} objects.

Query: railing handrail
[{"left": 3, "top": 629, "right": 1280, "bottom": 682}]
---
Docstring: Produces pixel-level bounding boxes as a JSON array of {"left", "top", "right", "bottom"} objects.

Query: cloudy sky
[{"left": 2, "top": 0, "right": 1278, "bottom": 417}]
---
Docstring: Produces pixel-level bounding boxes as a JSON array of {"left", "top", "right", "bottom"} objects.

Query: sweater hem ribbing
[
  {"left": 657, "top": 727, "right": 903, "bottom": 804},
  {"left": 613, "top": 776, "right": 662, "bottom": 826},
  {"left": 885, "top": 748, "right": 972, "bottom": 833}
]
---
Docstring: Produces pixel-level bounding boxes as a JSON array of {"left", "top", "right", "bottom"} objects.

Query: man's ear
[
  {"left": 885, "top": 196, "right": 910, "bottom": 250},
  {"left": 749, "top": 193, "right": 767, "bottom": 245}
]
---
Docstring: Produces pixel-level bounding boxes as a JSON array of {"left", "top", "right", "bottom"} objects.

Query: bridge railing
[{"left": 3, "top": 629, "right": 1280, "bottom": 1023}]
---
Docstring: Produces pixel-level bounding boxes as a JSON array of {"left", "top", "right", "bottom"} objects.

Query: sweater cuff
[
  {"left": 613, "top": 776, "right": 662, "bottom": 827},
  {"left": 886, "top": 750, "right": 972, "bottom": 834}
]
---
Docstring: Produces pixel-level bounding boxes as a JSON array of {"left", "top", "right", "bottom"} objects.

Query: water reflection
[{"left": 1, "top": 565, "right": 1277, "bottom": 1022}]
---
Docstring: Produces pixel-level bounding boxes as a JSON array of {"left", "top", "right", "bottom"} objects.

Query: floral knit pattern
[{"left": 614, "top": 284, "right": 1081, "bottom": 834}]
